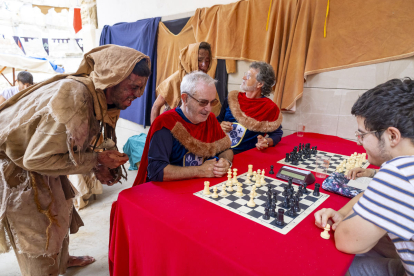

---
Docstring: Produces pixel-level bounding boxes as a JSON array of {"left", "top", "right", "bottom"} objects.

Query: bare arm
[
  {"left": 150, "top": 94, "right": 166, "bottom": 124},
  {"left": 163, "top": 159, "right": 217, "bottom": 181},
  {"left": 0, "top": 95, "right": 6, "bottom": 105}
]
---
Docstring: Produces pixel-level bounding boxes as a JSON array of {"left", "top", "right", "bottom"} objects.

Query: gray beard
[{"left": 240, "top": 83, "right": 256, "bottom": 92}]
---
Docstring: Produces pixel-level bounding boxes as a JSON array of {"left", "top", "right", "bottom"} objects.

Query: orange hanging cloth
[{"left": 74, "top": 8, "right": 82, "bottom": 34}]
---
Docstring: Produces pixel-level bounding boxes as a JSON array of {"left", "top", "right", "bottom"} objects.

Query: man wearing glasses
[
  {"left": 216, "top": 61, "right": 283, "bottom": 154},
  {"left": 314, "top": 78, "right": 414, "bottom": 276},
  {"left": 134, "top": 71, "right": 232, "bottom": 185}
]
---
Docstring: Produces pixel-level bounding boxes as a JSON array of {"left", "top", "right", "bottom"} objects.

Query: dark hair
[
  {"left": 250, "top": 61, "right": 276, "bottom": 97},
  {"left": 132, "top": 59, "right": 151, "bottom": 77},
  {"left": 198, "top": 42, "right": 212, "bottom": 61},
  {"left": 17, "top": 71, "right": 33, "bottom": 85},
  {"left": 351, "top": 78, "right": 414, "bottom": 143}
]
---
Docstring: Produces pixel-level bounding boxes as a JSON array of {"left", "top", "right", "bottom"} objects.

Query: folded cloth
[
  {"left": 322, "top": 172, "right": 364, "bottom": 198},
  {"left": 123, "top": 133, "right": 147, "bottom": 170}
]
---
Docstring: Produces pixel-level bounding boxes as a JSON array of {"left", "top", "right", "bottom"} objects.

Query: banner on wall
[
  {"left": 42, "top": 38, "right": 49, "bottom": 55},
  {"left": 75, "top": 38, "right": 83, "bottom": 52},
  {"left": 12, "top": 36, "right": 25, "bottom": 55}
]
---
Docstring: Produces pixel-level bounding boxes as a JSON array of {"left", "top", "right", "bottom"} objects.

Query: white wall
[{"left": 96, "top": 0, "right": 236, "bottom": 27}]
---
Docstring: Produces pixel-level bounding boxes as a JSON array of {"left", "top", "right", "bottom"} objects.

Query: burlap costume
[
  {"left": 156, "top": 42, "right": 222, "bottom": 116},
  {"left": 0, "top": 45, "right": 149, "bottom": 275}
]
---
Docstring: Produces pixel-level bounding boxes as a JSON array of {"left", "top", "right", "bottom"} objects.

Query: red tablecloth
[{"left": 109, "top": 133, "right": 373, "bottom": 276}]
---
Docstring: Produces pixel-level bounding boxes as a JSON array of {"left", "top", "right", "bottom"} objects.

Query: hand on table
[
  {"left": 93, "top": 164, "right": 116, "bottom": 186},
  {"left": 97, "top": 150, "right": 129, "bottom": 169},
  {"left": 346, "top": 168, "right": 375, "bottom": 180},
  {"left": 199, "top": 159, "right": 217, "bottom": 178},
  {"left": 314, "top": 208, "right": 345, "bottom": 231},
  {"left": 220, "top": 121, "right": 233, "bottom": 133},
  {"left": 256, "top": 135, "right": 269, "bottom": 150},
  {"left": 213, "top": 158, "right": 230, "bottom": 178}
]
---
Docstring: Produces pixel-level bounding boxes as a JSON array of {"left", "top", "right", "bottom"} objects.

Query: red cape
[
  {"left": 228, "top": 91, "right": 283, "bottom": 133},
  {"left": 134, "top": 109, "right": 230, "bottom": 186}
]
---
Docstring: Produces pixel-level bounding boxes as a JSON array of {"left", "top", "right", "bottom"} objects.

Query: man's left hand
[
  {"left": 213, "top": 158, "right": 230, "bottom": 177},
  {"left": 256, "top": 135, "right": 269, "bottom": 150},
  {"left": 93, "top": 164, "right": 116, "bottom": 186}
]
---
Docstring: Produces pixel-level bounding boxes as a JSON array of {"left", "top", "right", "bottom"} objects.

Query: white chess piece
[
  {"left": 252, "top": 171, "right": 257, "bottom": 182},
  {"left": 252, "top": 185, "right": 257, "bottom": 197},
  {"left": 236, "top": 183, "right": 244, "bottom": 197},
  {"left": 257, "top": 169, "right": 261, "bottom": 176},
  {"left": 245, "top": 174, "right": 252, "bottom": 185},
  {"left": 248, "top": 164, "right": 253, "bottom": 175},
  {"left": 203, "top": 181, "right": 211, "bottom": 195},
  {"left": 232, "top": 171, "right": 238, "bottom": 184},
  {"left": 226, "top": 173, "right": 232, "bottom": 186},
  {"left": 220, "top": 184, "right": 228, "bottom": 197},
  {"left": 212, "top": 186, "right": 219, "bottom": 198},
  {"left": 320, "top": 224, "right": 331, "bottom": 239},
  {"left": 255, "top": 174, "right": 261, "bottom": 188},
  {"left": 247, "top": 192, "right": 256, "bottom": 207},
  {"left": 260, "top": 170, "right": 266, "bottom": 185}
]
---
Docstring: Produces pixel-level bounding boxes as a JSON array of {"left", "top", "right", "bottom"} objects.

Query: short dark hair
[
  {"left": 351, "top": 78, "right": 414, "bottom": 143},
  {"left": 132, "top": 59, "right": 151, "bottom": 77},
  {"left": 250, "top": 61, "right": 276, "bottom": 97},
  {"left": 198, "top": 42, "right": 212, "bottom": 61},
  {"left": 17, "top": 71, "right": 33, "bottom": 85}
]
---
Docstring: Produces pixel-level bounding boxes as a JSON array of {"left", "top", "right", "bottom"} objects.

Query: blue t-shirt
[
  {"left": 216, "top": 97, "right": 283, "bottom": 153},
  {"left": 147, "top": 107, "right": 214, "bottom": 182}
]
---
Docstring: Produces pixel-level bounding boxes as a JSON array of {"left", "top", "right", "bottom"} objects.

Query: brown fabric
[
  {"left": 225, "top": 59, "right": 237, "bottom": 74},
  {"left": 170, "top": 122, "right": 231, "bottom": 158},
  {"left": 227, "top": 90, "right": 283, "bottom": 133},
  {"left": 156, "top": 19, "right": 197, "bottom": 87},
  {"left": 192, "top": 0, "right": 414, "bottom": 110},
  {"left": 156, "top": 42, "right": 222, "bottom": 116}
]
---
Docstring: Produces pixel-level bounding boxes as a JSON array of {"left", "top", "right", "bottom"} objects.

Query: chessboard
[
  {"left": 194, "top": 173, "right": 329, "bottom": 235},
  {"left": 277, "top": 150, "right": 370, "bottom": 176}
]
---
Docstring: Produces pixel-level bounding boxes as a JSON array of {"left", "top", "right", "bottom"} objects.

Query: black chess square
[
  {"left": 227, "top": 202, "right": 243, "bottom": 209},
  {"left": 304, "top": 196, "right": 318, "bottom": 202},
  {"left": 247, "top": 210, "right": 263, "bottom": 219}
]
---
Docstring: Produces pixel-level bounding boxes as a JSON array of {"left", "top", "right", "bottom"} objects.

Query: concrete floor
[{"left": 0, "top": 169, "right": 137, "bottom": 276}]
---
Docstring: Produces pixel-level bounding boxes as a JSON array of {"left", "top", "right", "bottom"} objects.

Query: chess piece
[
  {"left": 203, "top": 181, "right": 211, "bottom": 195},
  {"left": 257, "top": 169, "right": 261, "bottom": 177},
  {"left": 320, "top": 224, "right": 331, "bottom": 239},
  {"left": 270, "top": 199, "right": 277, "bottom": 217},
  {"left": 212, "top": 186, "right": 219, "bottom": 198},
  {"left": 313, "top": 183, "right": 320, "bottom": 197},
  {"left": 227, "top": 176, "right": 234, "bottom": 192},
  {"left": 285, "top": 153, "right": 290, "bottom": 162},
  {"left": 247, "top": 192, "right": 256, "bottom": 207},
  {"left": 252, "top": 185, "right": 257, "bottom": 197},
  {"left": 282, "top": 196, "right": 290, "bottom": 209},
  {"left": 255, "top": 174, "right": 261, "bottom": 188},
  {"left": 269, "top": 165, "right": 274, "bottom": 174},
  {"left": 282, "top": 186, "right": 289, "bottom": 197},
  {"left": 297, "top": 185, "right": 303, "bottom": 197},
  {"left": 245, "top": 174, "right": 252, "bottom": 185},
  {"left": 263, "top": 207, "right": 270, "bottom": 220},
  {"left": 236, "top": 183, "right": 244, "bottom": 197},
  {"left": 252, "top": 171, "right": 257, "bottom": 182},
  {"left": 220, "top": 184, "right": 228, "bottom": 197},
  {"left": 248, "top": 164, "right": 253, "bottom": 174},
  {"left": 286, "top": 201, "right": 297, "bottom": 216},
  {"left": 226, "top": 172, "right": 232, "bottom": 185},
  {"left": 294, "top": 196, "right": 301, "bottom": 212},
  {"left": 260, "top": 174, "right": 266, "bottom": 185},
  {"left": 275, "top": 209, "right": 285, "bottom": 226},
  {"left": 227, "top": 168, "right": 232, "bottom": 174},
  {"left": 232, "top": 171, "right": 238, "bottom": 184}
]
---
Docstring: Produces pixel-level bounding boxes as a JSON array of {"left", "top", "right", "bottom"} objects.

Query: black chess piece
[
  {"left": 282, "top": 186, "right": 289, "bottom": 197},
  {"left": 269, "top": 165, "right": 275, "bottom": 174},
  {"left": 285, "top": 153, "right": 290, "bottom": 162},
  {"left": 272, "top": 190, "right": 278, "bottom": 203},
  {"left": 266, "top": 184, "right": 272, "bottom": 195},
  {"left": 275, "top": 209, "right": 285, "bottom": 226},
  {"left": 303, "top": 183, "right": 309, "bottom": 195},
  {"left": 297, "top": 185, "right": 303, "bottom": 197},
  {"left": 298, "top": 152, "right": 303, "bottom": 161},
  {"left": 314, "top": 146, "right": 318, "bottom": 154},
  {"left": 269, "top": 205, "right": 276, "bottom": 218},
  {"left": 288, "top": 177, "right": 293, "bottom": 187},
  {"left": 282, "top": 196, "right": 290, "bottom": 209},
  {"left": 263, "top": 207, "right": 271, "bottom": 220},
  {"left": 286, "top": 201, "right": 297, "bottom": 217},
  {"left": 266, "top": 193, "right": 272, "bottom": 208},
  {"left": 293, "top": 146, "right": 298, "bottom": 153},
  {"left": 294, "top": 196, "right": 301, "bottom": 213},
  {"left": 298, "top": 143, "right": 302, "bottom": 150},
  {"left": 313, "top": 183, "right": 320, "bottom": 197}
]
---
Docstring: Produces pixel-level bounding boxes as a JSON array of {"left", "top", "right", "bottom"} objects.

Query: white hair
[{"left": 180, "top": 71, "right": 217, "bottom": 96}]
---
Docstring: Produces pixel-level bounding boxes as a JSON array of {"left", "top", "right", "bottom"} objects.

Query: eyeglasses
[
  {"left": 183, "top": 92, "right": 219, "bottom": 107},
  {"left": 355, "top": 130, "right": 384, "bottom": 142},
  {"left": 244, "top": 72, "right": 252, "bottom": 80}
]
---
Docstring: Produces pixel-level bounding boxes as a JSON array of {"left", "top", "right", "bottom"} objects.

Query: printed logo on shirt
[
  {"left": 183, "top": 152, "right": 204, "bottom": 167},
  {"left": 228, "top": 123, "right": 246, "bottom": 148}
]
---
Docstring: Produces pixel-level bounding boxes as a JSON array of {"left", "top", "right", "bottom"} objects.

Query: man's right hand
[
  {"left": 199, "top": 159, "right": 217, "bottom": 178},
  {"left": 346, "top": 168, "right": 375, "bottom": 180},
  {"left": 97, "top": 150, "right": 129, "bottom": 169},
  {"left": 93, "top": 164, "right": 115, "bottom": 185},
  {"left": 220, "top": 121, "right": 233, "bottom": 133},
  {"left": 314, "top": 208, "right": 345, "bottom": 231}
]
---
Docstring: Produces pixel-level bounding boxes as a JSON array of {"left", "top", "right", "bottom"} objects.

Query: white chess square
[
  {"left": 238, "top": 205, "right": 254, "bottom": 213},
  {"left": 218, "top": 198, "right": 232, "bottom": 205},
  {"left": 235, "top": 198, "right": 247, "bottom": 205}
]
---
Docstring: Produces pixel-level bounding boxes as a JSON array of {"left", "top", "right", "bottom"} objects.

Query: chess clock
[{"left": 276, "top": 166, "right": 315, "bottom": 185}]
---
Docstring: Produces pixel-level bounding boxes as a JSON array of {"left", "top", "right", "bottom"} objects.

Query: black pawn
[
  {"left": 269, "top": 165, "right": 275, "bottom": 174},
  {"left": 285, "top": 153, "right": 290, "bottom": 162},
  {"left": 294, "top": 197, "right": 301, "bottom": 213},
  {"left": 282, "top": 196, "right": 290, "bottom": 209},
  {"left": 288, "top": 177, "right": 293, "bottom": 187},
  {"left": 282, "top": 186, "right": 289, "bottom": 197},
  {"left": 275, "top": 209, "right": 285, "bottom": 226},
  {"left": 263, "top": 207, "right": 270, "bottom": 220},
  {"left": 303, "top": 183, "right": 309, "bottom": 194},
  {"left": 313, "top": 183, "right": 320, "bottom": 197},
  {"left": 266, "top": 184, "right": 272, "bottom": 196},
  {"left": 272, "top": 191, "right": 278, "bottom": 205},
  {"left": 286, "top": 202, "right": 297, "bottom": 217},
  {"left": 297, "top": 186, "right": 303, "bottom": 197},
  {"left": 269, "top": 204, "right": 277, "bottom": 218}
]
